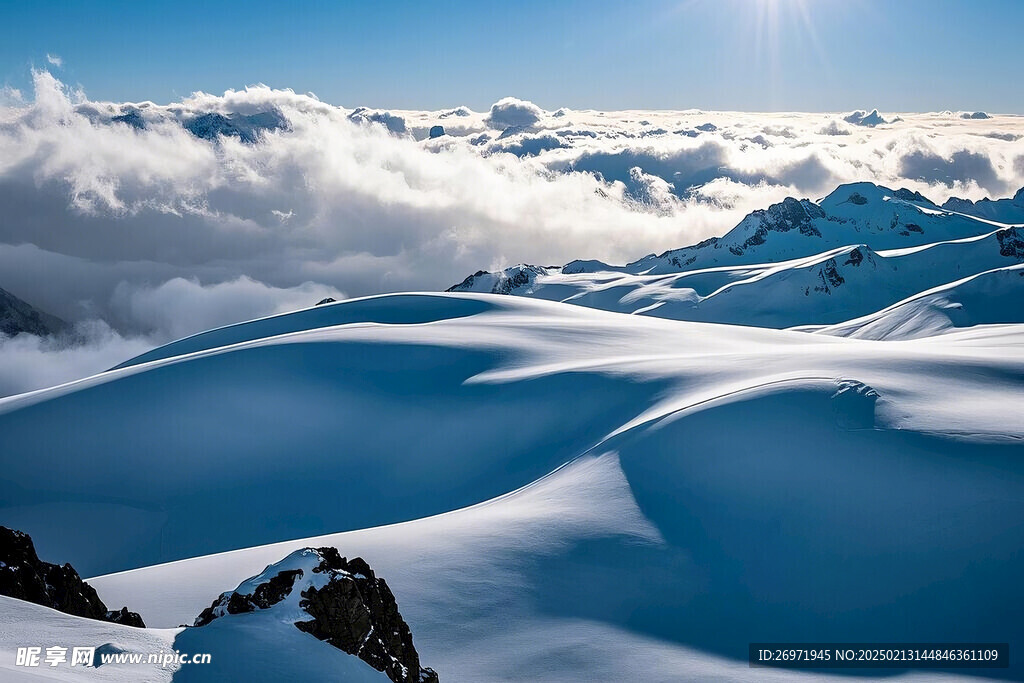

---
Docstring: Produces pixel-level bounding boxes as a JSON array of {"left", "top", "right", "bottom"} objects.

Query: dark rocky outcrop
[
  {"left": 447, "top": 265, "right": 547, "bottom": 295},
  {"left": 0, "top": 287, "right": 66, "bottom": 337},
  {"left": 195, "top": 568, "right": 303, "bottom": 625},
  {"left": 728, "top": 197, "right": 825, "bottom": 256},
  {"left": 195, "top": 547, "right": 438, "bottom": 683},
  {"left": 892, "top": 188, "right": 932, "bottom": 204},
  {"left": 0, "top": 526, "right": 144, "bottom": 627},
  {"left": 316, "top": 297, "right": 338, "bottom": 306},
  {"left": 815, "top": 258, "right": 845, "bottom": 293},
  {"left": 428, "top": 125, "right": 445, "bottom": 139},
  {"left": 997, "top": 227, "right": 1024, "bottom": 260}
]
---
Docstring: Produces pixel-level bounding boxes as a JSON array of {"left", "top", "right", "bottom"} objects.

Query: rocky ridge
[
  {"left": 0, "top": 526, "right": 144, "bottom": 627},
  {"left": 195, "top": 547, "right": 438, "bottom": 683}
]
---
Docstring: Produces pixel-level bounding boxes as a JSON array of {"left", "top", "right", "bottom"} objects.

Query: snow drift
[{"left": 0, "top": 291, "right": 1021, "bottom": 680}]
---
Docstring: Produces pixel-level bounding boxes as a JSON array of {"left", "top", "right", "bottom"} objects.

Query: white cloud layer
[
  {"left": 0, "top": 70, "right": 1023, "bottom": 394},
  {"left": 0, "top": 322, "right": 150, "bottom": 397}
]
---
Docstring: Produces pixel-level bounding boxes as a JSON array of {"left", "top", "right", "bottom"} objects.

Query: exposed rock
[
  {"left": 316, "top": 297, "right": 338, "bottom": 306},
  {"left": 195, "top": 568, "right": 303, "bottom": 625},
  {"left": 0, "top": 527, "right": 144, "bottom": 627},
  {"left": 447, "top": 265, "right": 548, "bottom": 295},
  {"left": 195, "top": 547, "right": 438, "bottom": 683},
  {"left": 106, "top": 606, "right": 147, "bottom": 628},
  {"left": 816, "top": 258, "right": 845, "bottom": 293},
  {"left": 428, "top": 125, "right": 445, "bottom": 139},
  {"left": 892, "top": 188, "right": 932, "bottom": 204},
  {"left": 997, "top": 227, "right": 1024, "bottom": 260},
  {"left": 0, "top": 287, "right": 66, "bottom": 337},
  {"left": 728, "top": 197, "right": 825, "bottom": 256}
]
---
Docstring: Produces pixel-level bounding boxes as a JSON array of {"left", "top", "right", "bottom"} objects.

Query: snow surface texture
[
  {"left": 1, "top": 70, "right": 1024, "bottom": 396},
  {"left": 0, "top": 292, "right": 1021, "bottom": 680}
]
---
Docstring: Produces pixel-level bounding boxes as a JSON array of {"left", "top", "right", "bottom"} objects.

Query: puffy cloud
[
  {"left": 109, "top": 276, "right": 344, "bottom": 342},
  {"left": 487, "top": 133, "right": 566, "bottom": 157},
  {"left": 0, "top": 86, "right": 24, "bottom": 107},
  {"left": 348, "top": 108, "right": 407, "bottom": 134},
  {"left": 0, "top": 71, "right": 1023, "bottom": 394},
  {"left": 0, "top": 321, "right": 151, "bottom": 397},
  {"left": 484, "top": 97, "right": 544, "bottom": 130},
  {"left": 899, "top": 148, "right": 1004, "bottom": 194},
  {"left": 818, "top": 120, "right": 852, "bottom": 136}
]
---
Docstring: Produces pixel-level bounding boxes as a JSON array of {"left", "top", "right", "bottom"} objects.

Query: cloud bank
[{"left": 0, "top": 70, "right": 1023, "bottom": 394}]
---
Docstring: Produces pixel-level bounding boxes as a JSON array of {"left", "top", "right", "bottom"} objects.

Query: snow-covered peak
[
  {"left": 942, "top": 186, "right": 1024, "bottom": 224},
  {"left": 629, "top": 182, "right": 975, "bottom": 275},
  {"left": 561, "top": 259, "right": 621, "bottom": 275},
  {"left": 0, "top": 286, "right": 66, "bottom": 338},
  {"left": 843, "top": 109, "right": 888, "bottom": 126},
  {"left": 446, "top": 264, "right": 556, "bottom": 295},
  {"left": 195, "top": 547, "right": 438, "bottom": 683}
]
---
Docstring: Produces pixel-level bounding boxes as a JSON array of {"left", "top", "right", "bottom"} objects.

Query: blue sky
[{"left": 2, "top": 0, "right": 1023, "bottom": 112}]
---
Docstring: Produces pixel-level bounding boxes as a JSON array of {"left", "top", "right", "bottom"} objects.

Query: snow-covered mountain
[
  {"left": 942, "top": 187, "right": 1024, "bottom": 224},
  {"left": 0, "top": 287, "right": 66, "bottom": 338},
  {"left": 0, "top": 291, "right": 1021, "bottom": 680},
  {"left": 449, "top": 182, "right": 1024, "bottom": 331}
]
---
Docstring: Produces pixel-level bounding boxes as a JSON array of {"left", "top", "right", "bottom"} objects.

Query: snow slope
[
  {"left": 0, "top": 596, "right": 388, "bottom": 682},
  {"left": 1, "top": 292, "right": 1022, "bottom": 680},
  {"left": 807, "top": 264, "right": 1024, "bottom": 340},
  {"left": 93, "top": 453, "right": 992, "bottom": 683}
]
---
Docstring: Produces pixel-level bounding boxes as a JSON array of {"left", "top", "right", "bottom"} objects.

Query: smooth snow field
[{"left": 1, "top": 292, "right": 1022, "bottom": 681}]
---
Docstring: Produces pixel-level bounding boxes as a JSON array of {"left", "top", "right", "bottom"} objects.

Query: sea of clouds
[{"left": 0, "top": 70, "right": 1022, "bottom": 395}]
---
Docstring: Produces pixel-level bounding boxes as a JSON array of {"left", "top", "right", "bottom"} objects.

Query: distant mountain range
[{"left": 449, "top": 182, "right": 1024, "bottom": 339}]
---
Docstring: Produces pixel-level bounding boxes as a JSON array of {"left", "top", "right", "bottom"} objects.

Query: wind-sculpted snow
[
  {"left": 808, "top": 264, "right": 1024, "bottom": 340},
  {"left": 0, "top": 292, "right": 1021, "bottom": 680}
]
